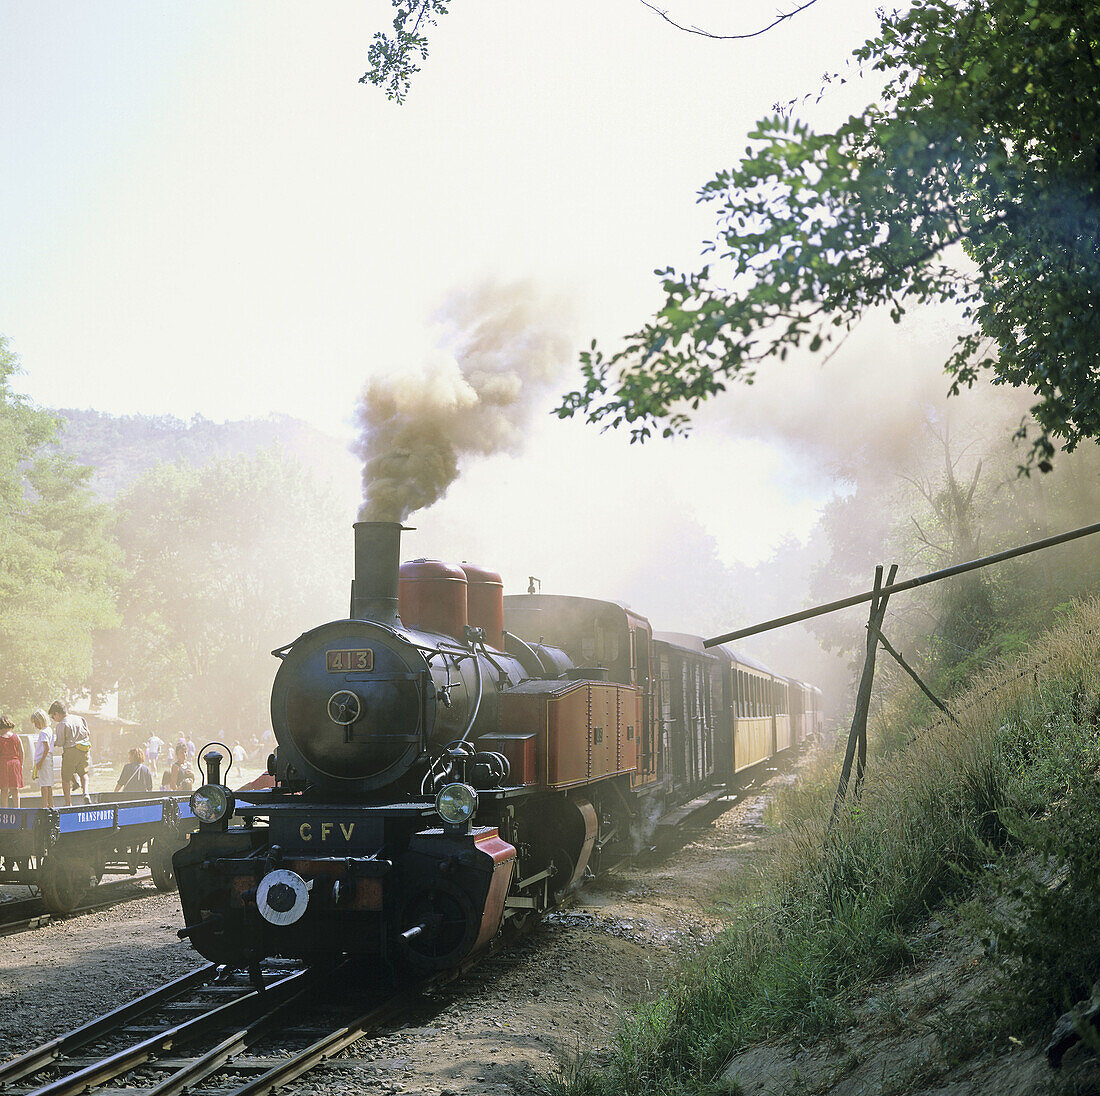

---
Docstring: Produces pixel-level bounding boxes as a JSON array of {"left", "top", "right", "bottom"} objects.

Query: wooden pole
[
  {"left": 867, "top": 622, "right": 960, "bottom": 725},
  {"left": 830, "top": 563, "right": 898, "bottom": 826},
  {"left": 704, "top": 519, "right": 1100, "bottom": 648}
]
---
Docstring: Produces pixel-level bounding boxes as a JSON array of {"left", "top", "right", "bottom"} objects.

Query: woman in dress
[
  {"left": 31, "top": 708, "right": 55, "bottom": 807},
  {"left": 0, "top": 714, "right": 24, "bottom": 808}
]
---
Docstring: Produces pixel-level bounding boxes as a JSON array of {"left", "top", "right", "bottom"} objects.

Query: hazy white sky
[{"left": 2, "top": 1, "right": 895, "bottom": 584}]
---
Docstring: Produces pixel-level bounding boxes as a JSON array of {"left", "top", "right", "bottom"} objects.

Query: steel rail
[
  {"left": 0, "top": 965, "right": 216, "bottom": 1086},
  {"left": 135, "top": 965, "right": 346, "bottom": 1096},
  {"left": 24, "top": 967, "right": 313, "bottom": 1096},
  {"left": 704, "top": 519, "right": 1100, "bottom": 646},
  {"left": 0, "top": 914, "right": 51, "bottom": 937},
  {"left": 228, "top": 978, "right": 449, "bottom": 1096}
]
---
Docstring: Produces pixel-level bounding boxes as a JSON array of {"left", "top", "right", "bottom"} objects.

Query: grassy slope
[{"left": 559, "top": 600, "right": 1100, "bottom": 1096}]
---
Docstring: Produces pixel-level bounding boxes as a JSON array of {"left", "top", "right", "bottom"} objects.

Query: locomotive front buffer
[{"left": 177, "top": 746, "right": 517, "bottom": 973}]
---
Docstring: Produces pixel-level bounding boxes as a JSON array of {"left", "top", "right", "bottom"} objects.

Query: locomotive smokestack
[{"left": 350, "top": 522, "right": 403, "bottom": 625}]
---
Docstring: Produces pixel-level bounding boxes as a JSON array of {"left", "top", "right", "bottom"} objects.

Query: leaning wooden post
[
  {"left": 831, "top": 567, "right": 882, "bottom": 824},
  {"left": 830, "top": 563, "right": 898, "bottom": 826},
  {"left": 856, "top": 563, "right": 898, "bottom": 798},
  {"left": 867, "top": 622, "right": 960, "bottom": 725}
]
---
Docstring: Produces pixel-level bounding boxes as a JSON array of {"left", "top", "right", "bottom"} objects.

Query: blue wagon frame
[{"left": 0, "top": 793, "right": 197, "bottom": 913}]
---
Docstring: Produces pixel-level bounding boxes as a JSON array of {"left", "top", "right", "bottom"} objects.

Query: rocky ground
[
  {"left": 0, "top": 781, "right": 779, "bottom": 1095},
  {"left": 4, "top": 764, "right": 1092, "bottom": 1096}
]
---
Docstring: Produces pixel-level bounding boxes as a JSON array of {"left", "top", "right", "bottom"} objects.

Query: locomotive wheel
[
  {"left": 38, "top": 854, "right": 96, "bottom": 914},
  {"left": 549, "top": 845, "right": 576, "bottom": 902},
  {"left": 395, "top": 881, "right": 479, "bottom": 970},
  {"left": 149, "top": 835, "right": 181, "bottom": 892}
]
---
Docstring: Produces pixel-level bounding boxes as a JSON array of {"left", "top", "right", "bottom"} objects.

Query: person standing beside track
[
  {"left": 0, "top": 715, "right": 24, "bottom": 807},
  {"left": 165, "top": 742, "right": 195, "bottom": 792},
  {"left": 50, "top": 700, "right": 91, "bottom": 805},
  {"left": 144, "top": 731, "right": 164, "bottom": 777},
  {"left": 30, "top": 708, "right": 55, "bottom": 808},
  {"left": 115, "top": 747, "right": 153, "bottom": 792}
]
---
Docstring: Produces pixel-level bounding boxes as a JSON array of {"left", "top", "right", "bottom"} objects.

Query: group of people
[
  {"left": 0, "top": 712, "right": 264, "bottom": 810},
  {"left": 0, "top": 701, "right": 92, "bottom": 809},
  {"left": 114, "top": 738, "right": 196, "bottom": 794}
]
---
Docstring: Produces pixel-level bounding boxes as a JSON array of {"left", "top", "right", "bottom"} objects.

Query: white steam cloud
[
  {"left": 355, "top": 281, "right": 574, "bottom": 522},
  {"left": 699, "top": 305, "right": 1037, "bottom": 477}
]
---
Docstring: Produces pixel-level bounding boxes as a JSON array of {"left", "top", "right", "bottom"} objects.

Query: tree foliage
[
  {"left": 557, "top": 0, "right": 1100, "bottom": 468},
  {"left": 0, "top": 337, "right": 119, "bottom": 713},
  {"left": 360, "top": 0, "right": 450, "bottom": 104},
  {"left": 106, "top": 450, "right": 344, "bottom": 737}
]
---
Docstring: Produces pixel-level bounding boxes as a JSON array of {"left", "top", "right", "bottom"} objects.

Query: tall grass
[{"left": 563, "top": 601, "right": 1100, "bottom": 1096}]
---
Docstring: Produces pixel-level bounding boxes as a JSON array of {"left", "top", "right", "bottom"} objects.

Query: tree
[
  {"left": 107, "top": 449, "right": 345, "bottom": 739},
  {"left": 359, "top": 1, "right": 820, "bottom": 103},
  {"left": 556, "top": 0, "right": 1100, "bottom": 469},
  {"left": 0, "top": 337, "right": 119, "bottom": 713},
  {"left": 360, "top": 1, "right": 450, "bottom": 104}
]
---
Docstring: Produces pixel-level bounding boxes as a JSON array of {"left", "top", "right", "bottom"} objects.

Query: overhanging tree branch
[{"left": 638, "top": 0, "right": 823, "bottom": 41}]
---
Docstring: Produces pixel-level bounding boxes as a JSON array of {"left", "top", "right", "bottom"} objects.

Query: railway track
[
  {"left": 0, "top": 773, "right": 799, "bottom": 1096},
  {"left": 0, "top": 875, "right": 155, "bottom": 938},
  {"left": 0, "top": 960, "right": 453, "bottom": 1096}
]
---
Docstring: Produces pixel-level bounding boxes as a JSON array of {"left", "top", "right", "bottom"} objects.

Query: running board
[{"left": 655, "top": 786, "right": 730, "bottom": 830}]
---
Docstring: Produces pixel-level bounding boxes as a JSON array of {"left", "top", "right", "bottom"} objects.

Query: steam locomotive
[{"left": 174, "top": 522, "right": 822, "bottom": 973}]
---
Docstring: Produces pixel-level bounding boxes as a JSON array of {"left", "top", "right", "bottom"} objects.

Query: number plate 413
[{"left": 326, "top": 649, "right": 374, "bottom": 672}]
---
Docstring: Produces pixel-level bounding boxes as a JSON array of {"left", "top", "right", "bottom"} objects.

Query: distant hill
[{"left": 51, "top": 409, "right": 356, "bottom": 500}]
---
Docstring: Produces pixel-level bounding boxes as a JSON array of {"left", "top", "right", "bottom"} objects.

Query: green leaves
[
  {"left": 558, "top": 0, "right": 1100, "bottom": 469},
  {"left": 0, "top": 337, "right": 120, "bottom": 710},
  {"left": 108, "top": 450, "right": 343, "bottom": 736},
  {"left": 359, "top": 1, "right": 450, "bottom": 104}
]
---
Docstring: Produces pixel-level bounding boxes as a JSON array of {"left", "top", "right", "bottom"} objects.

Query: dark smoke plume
[{"left": 355, "top": 281, "right": 574, "bottom": 522}]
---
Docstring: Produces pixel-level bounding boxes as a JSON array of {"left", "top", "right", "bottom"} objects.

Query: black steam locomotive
[{"left": 174, "top": 523, "right": 821, "bottom": 973}]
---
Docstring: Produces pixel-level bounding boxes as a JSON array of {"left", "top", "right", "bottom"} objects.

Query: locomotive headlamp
[
  {"left": 435, "top": 782, "right": 478, "bottom": 826},
  {"left": 191, "top": 784, "right": 232, "bottom": 825}
]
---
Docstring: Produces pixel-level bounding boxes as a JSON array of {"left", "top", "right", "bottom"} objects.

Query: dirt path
[{"left": 0, "top": 782, "right": 785, "bottom": 1095}]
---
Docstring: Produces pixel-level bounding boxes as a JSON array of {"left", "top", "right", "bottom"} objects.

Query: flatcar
[
  {"left": 0, "top": 792, "right": 196, "bottom": 912},
  {"left": 174, "top": 522, "right": 819, "bottom": 974}
]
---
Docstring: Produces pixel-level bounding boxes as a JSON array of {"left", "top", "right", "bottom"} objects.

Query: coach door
[{"left": 629, "top": 622, "right": 658, "bottom": 787}]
